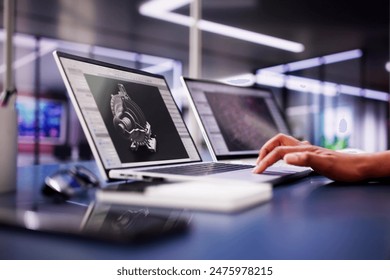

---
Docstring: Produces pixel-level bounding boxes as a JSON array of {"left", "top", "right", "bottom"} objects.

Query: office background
[{"left": 0, "top": 0, "right": 388, "bottom": 166}]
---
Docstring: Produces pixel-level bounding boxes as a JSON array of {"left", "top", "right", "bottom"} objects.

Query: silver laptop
[
  {"left": 54, "top": 51, "right": 309, "bottom": 185},
  {"left": 181, "top": 77, "right": 312, "bottom": 173}
]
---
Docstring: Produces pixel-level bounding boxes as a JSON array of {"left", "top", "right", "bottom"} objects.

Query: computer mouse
[{"left": 42, "top": 165, "right": 100, "bottom": 200}]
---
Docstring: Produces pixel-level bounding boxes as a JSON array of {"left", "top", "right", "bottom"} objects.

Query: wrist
[
  {"left": 359, "top": 152, "right": 390, "bottom": 179},
  {"left": 358, "top": 154, "right": 375, "bottom": 179}
]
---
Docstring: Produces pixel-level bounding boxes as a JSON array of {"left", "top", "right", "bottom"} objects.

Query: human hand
[{"left": 252, "top": 133, "right": 370, "bottom": 182}]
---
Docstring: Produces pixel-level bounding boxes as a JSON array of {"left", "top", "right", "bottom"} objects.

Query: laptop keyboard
[{"left": 140, "top": 162, "right": 253, "bottom": 176}]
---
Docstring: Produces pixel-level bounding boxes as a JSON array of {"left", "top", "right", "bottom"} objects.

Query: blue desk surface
[{"left": 0, "top": 162, "right": 390, "bottom": 260}]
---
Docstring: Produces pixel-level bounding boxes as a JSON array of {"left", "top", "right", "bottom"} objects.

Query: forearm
[{"left": 361, "top": 151, "right": 390, "bottom": 179}]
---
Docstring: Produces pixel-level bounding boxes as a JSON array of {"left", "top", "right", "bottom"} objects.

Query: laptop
[
  {"left": 53, "top": 51, "right": 309, "bottom": 185},
  {"left": 181, "top": 77, "right": 312, "bottom": 173}
]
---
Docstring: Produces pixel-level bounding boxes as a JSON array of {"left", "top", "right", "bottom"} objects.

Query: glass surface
[{"left": 0, "top": 200, "right": 190, "bottom": 243}]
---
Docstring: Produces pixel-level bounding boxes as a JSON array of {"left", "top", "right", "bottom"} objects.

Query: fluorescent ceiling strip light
[
  {"left": 286, "top": 57, "right": 321, "bottom": 72},
  {"left": 254, "top": 71, "right": 388, "bottom": 101},
  {"left": 322, "top": 82, "right": 338, "bottom": 96},
  {"left": 221, "top": 73, "right": 256, "bottom": 86},
  {"left": 138, "top": 53, "right": 174, "bottom": 65},
  {"left": 257, "top": 49, "right": 363, "bottom": 73},
  {"left": 322, "top": 49, "right": 363, "bottom": 64},
  {"left": 51, "top": 39, "right": 93, "bottom": 54},
  {"left": 0, "top": 30, "right": 36, "bottom": 48},
  {"left": 0, "top": 41, "right": 57, "bottom": 74},
  {"left": 257, "top": 65, "right": 286, "bottom": 73},
  {"left": 226, "top": 71, "right": 388, "bottom": 101},
  {"left": 139, "top": 0, "right": 304, "bottom": 53},
  {"left": 338, "top": 85, "right": 362, "bottom": 97},
  {"left": 141, "top": 61, "right": 174, "bottom": 74},
  {"left": 93, "top": 46, "right": 175, "bottom": 68},
  {"left": 364, "top": 89, "right": 389, "bottom": 102},
  {"left": 255, "top": 70, "right": 285, "bottom": 88},
  {"left": 93, "top": 46, "right": 138, "bottom": 61},
  {"left": 140, "top": 0, "right": 191, "bottom": 14},
  {"left": 0, "top": 29, "right": 178, "bottom": 82},
  {"left": 51, "top": 37, "right": 177, "bottom": 72},
  {"left": 287, "top": 78, "right": 339, "bottom": 96},
  {"left": 197, "top": 20, "right": 304, "bottom": 52}
]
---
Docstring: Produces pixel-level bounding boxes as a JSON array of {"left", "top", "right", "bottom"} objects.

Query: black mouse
[{"left": 42, "top": 165, "right": 100, "bottom": 200}]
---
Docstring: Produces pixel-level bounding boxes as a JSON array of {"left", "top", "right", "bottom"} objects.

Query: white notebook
[{"left": 96, "top": 180, "right": 272, "bottom": 213}]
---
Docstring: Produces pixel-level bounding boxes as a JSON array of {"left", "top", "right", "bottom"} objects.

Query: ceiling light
[
  {"left": 93, "top": 46, "right": 138, "bottom": 61},
  {"left": 322, "top": 49, "right": 362, "bottom": 64},
  {"left": 286, "top": 57, "right": 322, "bottom": 72},
  {"left": 364, "top": 89, "right": 389, "bottom": 102},
  {"left": 257, "top": 49, "right": 363, "bottom": 73},
  {"left": 339, "top": 85, "right": 362, "bottom": 96},
  {"left": 285, "top": 75, "right": 338, "bottom": 96},
  {"left": 141, "top": 61, "right": 174, "bottom": 74},
  {"left": 257, "top": 65, "right": 286, "bottom": 73},
  {"left": 139, "top": 0, "right": 304, "bottom": 53},
  {"left": 255, "top": 71, "right": 389, "bottom": 101},
  {"left": 198, "top": 20, "right": 304, "bottom": 52},
  {"left": 255, "top": 70, "right": 285, "bottom": 88},
  {"left": 0, "top": 37, "right": 57, "bottom": 74},
  {"left": 221, "top": 73, "right": 256, "bottom": 86}
]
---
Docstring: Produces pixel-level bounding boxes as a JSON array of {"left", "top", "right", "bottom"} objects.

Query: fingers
[
  {"left": 284, "top": 152, "right": 311, "bottom": 166},
  {"left": 253, "top": 145, "right": 315, "bottom": 173},
  {"left": 284, "top": 151, "right": 331, "bottom": 171},
  {"left": 256, "top": 133, "right": 302, "bottom": 165}
]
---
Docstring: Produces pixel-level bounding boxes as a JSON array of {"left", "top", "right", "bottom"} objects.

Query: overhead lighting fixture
[
  {"left": 255, "top": 70, "right": 286, "bottom": 88},
  {"left": 257, "top": 49, "right": 363, "bottom": 73},
  {"left": 92, "top": 46, "right": 179, "bottom": 75},
  {"left": 251, "top": 48, "right": 389, "bottom": 100},
  {"left": 0, "top": 33, "right": 58, "bottom": 74},
  {"left": 285, "top": 75, "right": 337, "bottom": 96},
  {"left": 257, "top": 65, "right": 286, "bottom": 73},
  {"left": 339, "top": 85, "right": 362, "bottom": 97},
  {"left": 141, "top": 61, "right": 174, "bottom": 74},
  {"left": 93, "top": 46, "right": 138, "bottom": 61},
  {"left": 286, "top": 57, "right": 322, "bottom": 72},
  {"left": 364, "top": 89, "right": 389, "bottom": 102},
  {"left": 139, "top": 0, "right": 304, "bottom": 53},
  {"left": 221, "top": 73, "right": 256, "bottom": 87},
  {"left": 322, "top": 49, "right": 363, "bottom": 64},
  {"left": 253, "top": 71, "right": 389, "bottom": 101},
  {"left": 138, "top": 53, "right": 174, "bottom": 65},
  {"left": 386, "top": 62, "right": 390, "bottom": 72}
]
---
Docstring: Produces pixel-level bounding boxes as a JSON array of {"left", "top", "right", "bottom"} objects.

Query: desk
[{"left": 1, "top": 162, "right": 390, "bottom": 260}]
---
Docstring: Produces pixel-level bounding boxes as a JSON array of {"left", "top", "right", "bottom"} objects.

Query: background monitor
[{"left": 16, "top": 95, "right": 67, "bottom": 145}]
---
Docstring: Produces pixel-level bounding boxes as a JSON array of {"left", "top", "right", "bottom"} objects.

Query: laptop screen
[
  {"left": 54, "top": 52, "right": 201, "bottom": 174},
  {"left": 182, "top": 78, "right": 289, "bottom": 159}
]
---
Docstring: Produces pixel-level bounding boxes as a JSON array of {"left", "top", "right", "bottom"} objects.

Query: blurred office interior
[{"left": 0, "top": 0, "right": 388, "bottom": 166}]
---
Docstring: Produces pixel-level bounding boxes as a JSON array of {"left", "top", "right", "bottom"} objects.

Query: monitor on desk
[{"left": 16, "top": 96, "right": 67, "bottom": 145}]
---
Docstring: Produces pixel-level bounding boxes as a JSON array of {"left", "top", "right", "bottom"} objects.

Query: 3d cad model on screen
[{"left": 111, "top": 84, "right": 157, "bottom": 152}]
